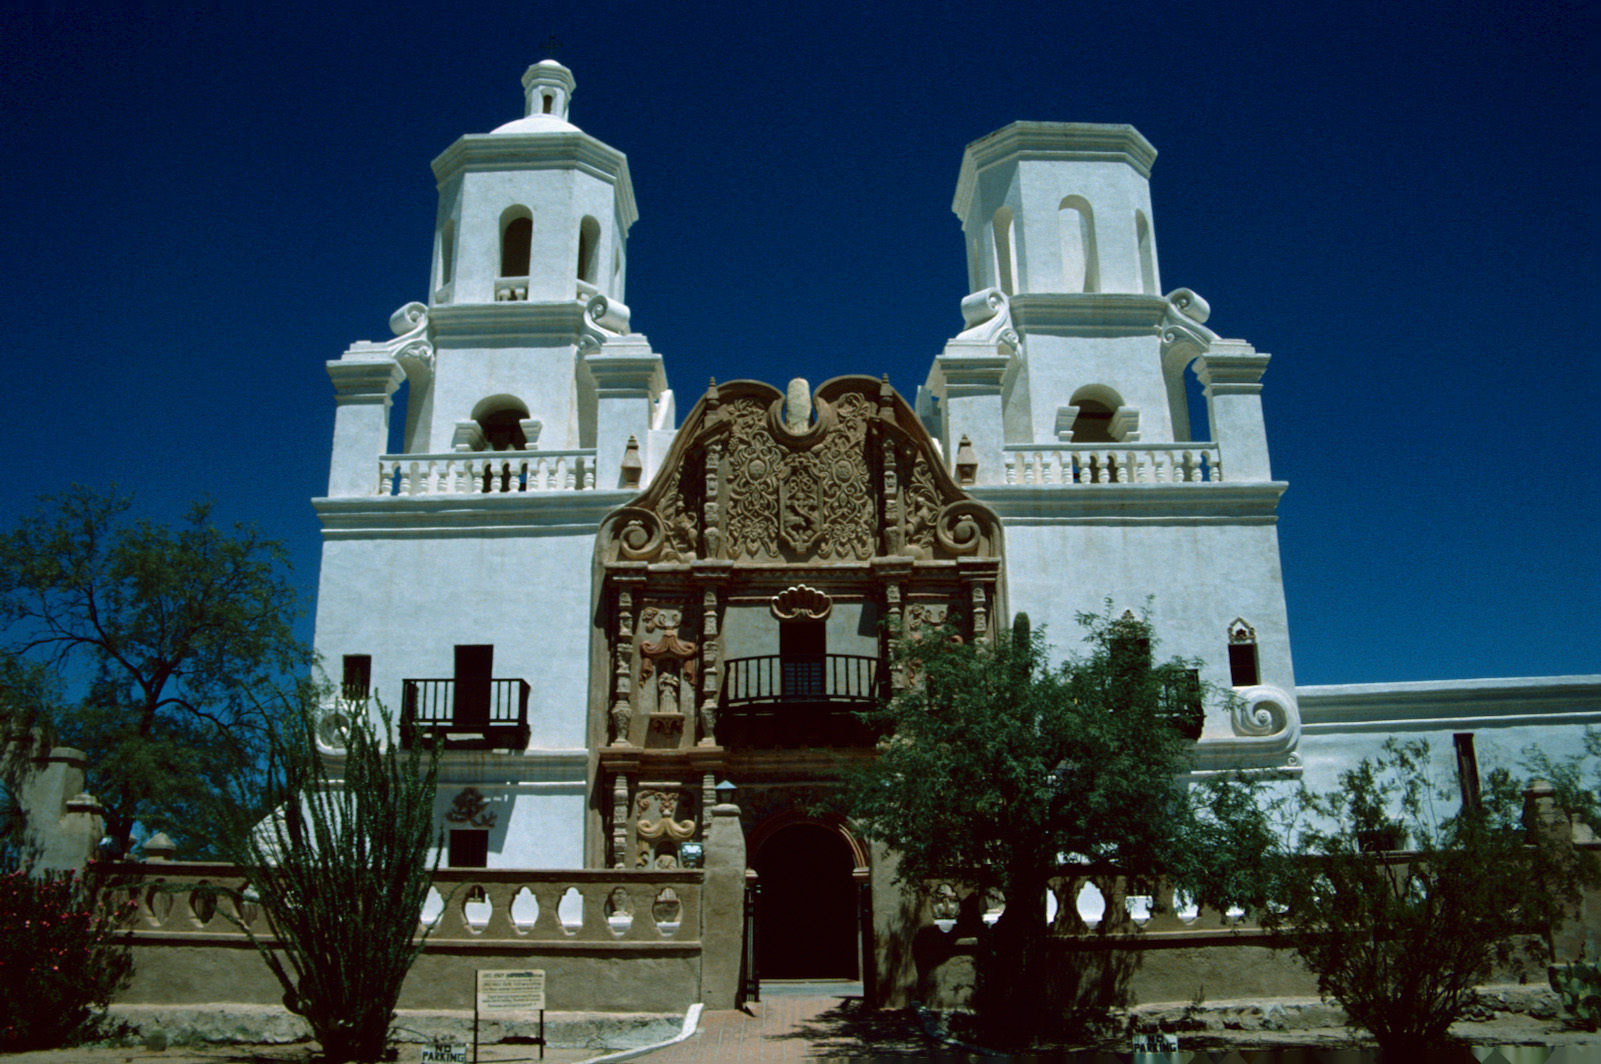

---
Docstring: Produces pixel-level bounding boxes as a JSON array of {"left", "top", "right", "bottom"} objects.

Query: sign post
[{"left": 475, "top": 969, "right": 547, "bottom": 1062}]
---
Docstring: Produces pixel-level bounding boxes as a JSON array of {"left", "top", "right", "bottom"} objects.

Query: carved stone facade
[{"left": 592, "top": 376, "right": 1003, "bottom": 868}]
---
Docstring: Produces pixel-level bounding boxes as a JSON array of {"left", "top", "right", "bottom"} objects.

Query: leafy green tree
[
  {"left": 0, "top": 487, "right": 308, "bottom": 856},
  {"left": 843, "top": 609, "right": 1252, "bottom": 1044},
  {"left": 1258, "top": 738, "right": 1593, "bottom": 1057},
  {"left": 216, "top": 698, "right": 443, "bottom": 1064}
]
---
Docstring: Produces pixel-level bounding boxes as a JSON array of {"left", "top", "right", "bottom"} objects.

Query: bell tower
[
  {"left": 430, "top": 59, "right": 632, "bottom": 308},
  {"left": 951, "top": 121, "right": 1161, "bottom": 298},
  {"left": 337, "top": 58, "right": 673, "bottom": 485},
  {"left": 925, "top": 121, "right": 1245, "bottom": 480}
]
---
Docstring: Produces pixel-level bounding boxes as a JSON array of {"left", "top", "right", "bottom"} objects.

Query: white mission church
[{"left": 310, "top": 59, "right": 1599, "bottom": 981}]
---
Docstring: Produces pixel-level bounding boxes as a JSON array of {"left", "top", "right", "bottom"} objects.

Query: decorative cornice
[
  {"left": 313, "top": 491, "right": 636, "bottom": 538},
  {"left": 969, "top": 482, "right": 1287, "bottom": 523},
  {"left": 427, "top": 301, "right": 591, "bottom": 344},
  {"left": 431, "top": 132, "right": 637, "bottom": 230},
  {"left": 1009, "top": 293, "right": 1171, "bottom": 336},
  {"left": 954, "top": 121, "right": 1158, "bottom": 218},
  {"left": 1197, "top": 348, "right": 1272, "bottom": 396},
  {"left": 1299, "top": 676, "right": 1601, "bottom": 733}
]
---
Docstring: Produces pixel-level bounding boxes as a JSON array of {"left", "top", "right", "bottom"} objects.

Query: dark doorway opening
[
  {"left": 454, "top": 644, "right": 493, "bottom": 729},
  {"left": 753, "top": 823, "right": 859, "bottom": 980}
]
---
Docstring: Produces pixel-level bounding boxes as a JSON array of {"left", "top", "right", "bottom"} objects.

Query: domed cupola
[
  {"left": 491, "top": 59, "right": 579, "bottom": 135},
  {"left": 428, "top": 59, "right": 636, "bottom": 307}
]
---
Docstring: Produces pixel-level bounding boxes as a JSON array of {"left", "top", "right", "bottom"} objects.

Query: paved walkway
[{"left": 631, "top": 981, "right": 936, "bottom": 1062}]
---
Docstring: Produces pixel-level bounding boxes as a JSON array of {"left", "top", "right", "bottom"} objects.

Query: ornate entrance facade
[{"left": 589, "top": 375, "right": 1004, "bottom": 901}]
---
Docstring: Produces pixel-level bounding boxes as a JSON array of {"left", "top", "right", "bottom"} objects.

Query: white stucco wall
[{"left": 995, "top": 499, "right": 1294, "bottom": 736}]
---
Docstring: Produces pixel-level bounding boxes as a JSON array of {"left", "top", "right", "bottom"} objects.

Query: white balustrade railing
[
  {"left": 378, "top": 451, "right": 597, "bottom": 496},
  {"left": 1003, "top": 444, "right": 1222, "bottom": 486}
]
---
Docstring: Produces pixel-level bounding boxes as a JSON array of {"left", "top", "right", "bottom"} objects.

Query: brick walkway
[{"left": 630, "top": 981, "right": 936, "bottom": 1062}]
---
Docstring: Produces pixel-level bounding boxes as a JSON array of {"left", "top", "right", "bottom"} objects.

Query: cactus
[{"left": 1551, "top": 961, "right": 1601, "bottom": 1030}]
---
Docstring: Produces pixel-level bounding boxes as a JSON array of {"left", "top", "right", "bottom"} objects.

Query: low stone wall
[{"left": 110, "top": 863, "right": 708, "bottom": 1014}]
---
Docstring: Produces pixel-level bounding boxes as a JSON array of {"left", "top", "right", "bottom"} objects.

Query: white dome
[{"left": 491, "top": 113, "right": 580, "bottom": 135}]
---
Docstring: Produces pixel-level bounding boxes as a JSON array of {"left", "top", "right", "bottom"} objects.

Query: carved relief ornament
[{"left": 599, "top": 376, "right": 1002, "bottom": 567}]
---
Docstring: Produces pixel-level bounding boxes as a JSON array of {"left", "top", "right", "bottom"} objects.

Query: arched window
[
  {"left": 577, "top": 216, "right": 601, "bottom": 284},
  {"left": 1135, "top": 210, "right": 1156, "bottom": 294},
  {"left": 1067, "top": 385, "right": 1130, "bottom": 444},
  {"left": 541, "top": 93, "right": 554, "bottom": 114},
  {"left": 1058, "top": 196, "right": 1098, "bottom": 293},
  {"left": 1069, "top": 399, "right": 1115, "bottom": 443},
  {"left": 992, "top": 206, "right": 1017, "bottom": 296},
  {"left": 500, "top": 209, "right": 532, "bottom": 277},
  {"left": 471, "top": 395, "right": 531, "bottom": 451},
  {"left": 439, "top": 220, "right": 456, "bottom": 287}
]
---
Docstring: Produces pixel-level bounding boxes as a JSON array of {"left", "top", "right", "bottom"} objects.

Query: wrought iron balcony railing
[
  {"left": 722, "top": 654, "right": 885, "bottom": 705},
  {"left": 720, "top": 654, "right": 886, "bottom": 748},
  {"left": 400, "top": 677, "right": 531, "bottom": 751}
]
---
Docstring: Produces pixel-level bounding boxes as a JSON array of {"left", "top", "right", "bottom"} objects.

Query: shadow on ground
[{"left": 763, "top": 995, "right": 936, "bottom": 1058}]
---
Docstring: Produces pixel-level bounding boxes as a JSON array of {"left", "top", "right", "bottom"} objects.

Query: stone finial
[
  {"left": 784, "top": 379, "right": 812, "bottom": 432},
  {"left": 955, "top": 435, "right": 978, "bottom": 486},
  {"left": 620, "top": 435, "right": 643, "bottom": 488},
  {"left": 143, "top": 831, "right": 176, "bottom": 862}
]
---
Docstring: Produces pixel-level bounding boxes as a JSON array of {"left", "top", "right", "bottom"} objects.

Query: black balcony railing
[
  {"left": 720, "top": 654, "right": 886, "bottom": 748},
  {"left": 400, "top": 677, "right": 531, "bottom": 751}
]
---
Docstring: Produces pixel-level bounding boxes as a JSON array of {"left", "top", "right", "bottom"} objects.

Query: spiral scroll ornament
[
  {"left": 614, "top": 508, "right": 664, "bottom": 561},
  {"left": 1230, "top": 685, "right": 1296, "bottom": 738},
  {"left": 934, "top": 501, "right": 988, "bottom": 556}
]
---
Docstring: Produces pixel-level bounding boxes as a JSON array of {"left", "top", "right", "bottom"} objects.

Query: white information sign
[
  {"left": 420, "top": 1042, "right": 466, "bottom": 1063},
  {"left": 476, "top": 968, "right": 546, "bottom": 1012}
]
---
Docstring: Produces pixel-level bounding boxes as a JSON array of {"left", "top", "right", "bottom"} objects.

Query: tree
[
  {"left": 843, "top": 609, "right": 1251, "bottom": 1044},
  {"left": 0, "top": 487, "right": 308, "bottom": 856},
  {"left": 1257, "top": 738, "right": 1593, "bottom": 1057},
  {"left": 216, "top": 697, "right": 442, "bottom": 1064}
]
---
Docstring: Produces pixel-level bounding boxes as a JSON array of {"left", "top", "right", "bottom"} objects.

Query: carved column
[
  {"left": 697, "top": 583, "right": 723, "bottom": 746},
  {"left": 611, "top": 773, "right": 631, "bottom": 869},
  {"left": 878, "top": 376, "right": 902, "bottom": 556},
  {"left": 610, "top": 573, "right": 645, "bottom": 745},
  {"left": 958, "top": 558, "right": 1000, "bottom": 644},
  {"left": 702, "top": 380, "right": 723, "bottom": 558}
]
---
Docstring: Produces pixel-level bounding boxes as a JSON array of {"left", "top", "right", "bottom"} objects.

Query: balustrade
[
  {"left": 1002, "top": 444, "right": 1222, "bottom": 486},
  {"left": 924, "top": 870, "right": 1266, "bottom": 942},
  {"left": 377, "top": 451, "right": 597, "bottom": 496},
  {"left": 114, "top": 863, "right": 701, "bottom": 946}
]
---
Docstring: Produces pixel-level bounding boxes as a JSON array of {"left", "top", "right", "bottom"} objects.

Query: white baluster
[
  {"left": 583, "top": 462, "right": 595, "bottom": 490},
  {"left": 1210, "top": 451, "right": 1223, "bottom": 482},
  {"left": 1005, "top": 455, "right": 1018, "bottom": 484},
  {"left": 1049, "top": 452, "right": 1063, "bottom": 485}
]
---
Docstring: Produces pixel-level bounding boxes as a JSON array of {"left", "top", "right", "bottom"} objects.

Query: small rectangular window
[
  {"left": 1454, "top": 733, "right": 1481, "bottom": 813},
  {"left": 342, "top": 654, "right": 372, "bottom": 701},
  {"left": 448, "top": 829, "right": 489, "bottom": 868},
  {"left": 1228, "top": 642, "right": 1259, "bottom": 687}
]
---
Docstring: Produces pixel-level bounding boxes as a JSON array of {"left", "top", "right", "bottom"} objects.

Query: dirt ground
[{"left": 5, "top": 1009, "right": 1600, "bottom": 1062}]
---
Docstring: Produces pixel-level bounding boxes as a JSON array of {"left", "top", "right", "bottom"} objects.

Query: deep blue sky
[{"left": 2, "top": 1, "right": 1595, "bottom": 685}]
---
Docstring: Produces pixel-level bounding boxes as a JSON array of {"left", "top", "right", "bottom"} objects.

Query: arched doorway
[{"left": 752, "top": 822, "right": 860, "bottom": 980}]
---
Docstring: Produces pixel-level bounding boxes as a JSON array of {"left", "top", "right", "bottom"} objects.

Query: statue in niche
[{"left": 640, "top": 611, "right": 698, "bottom": 717}]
